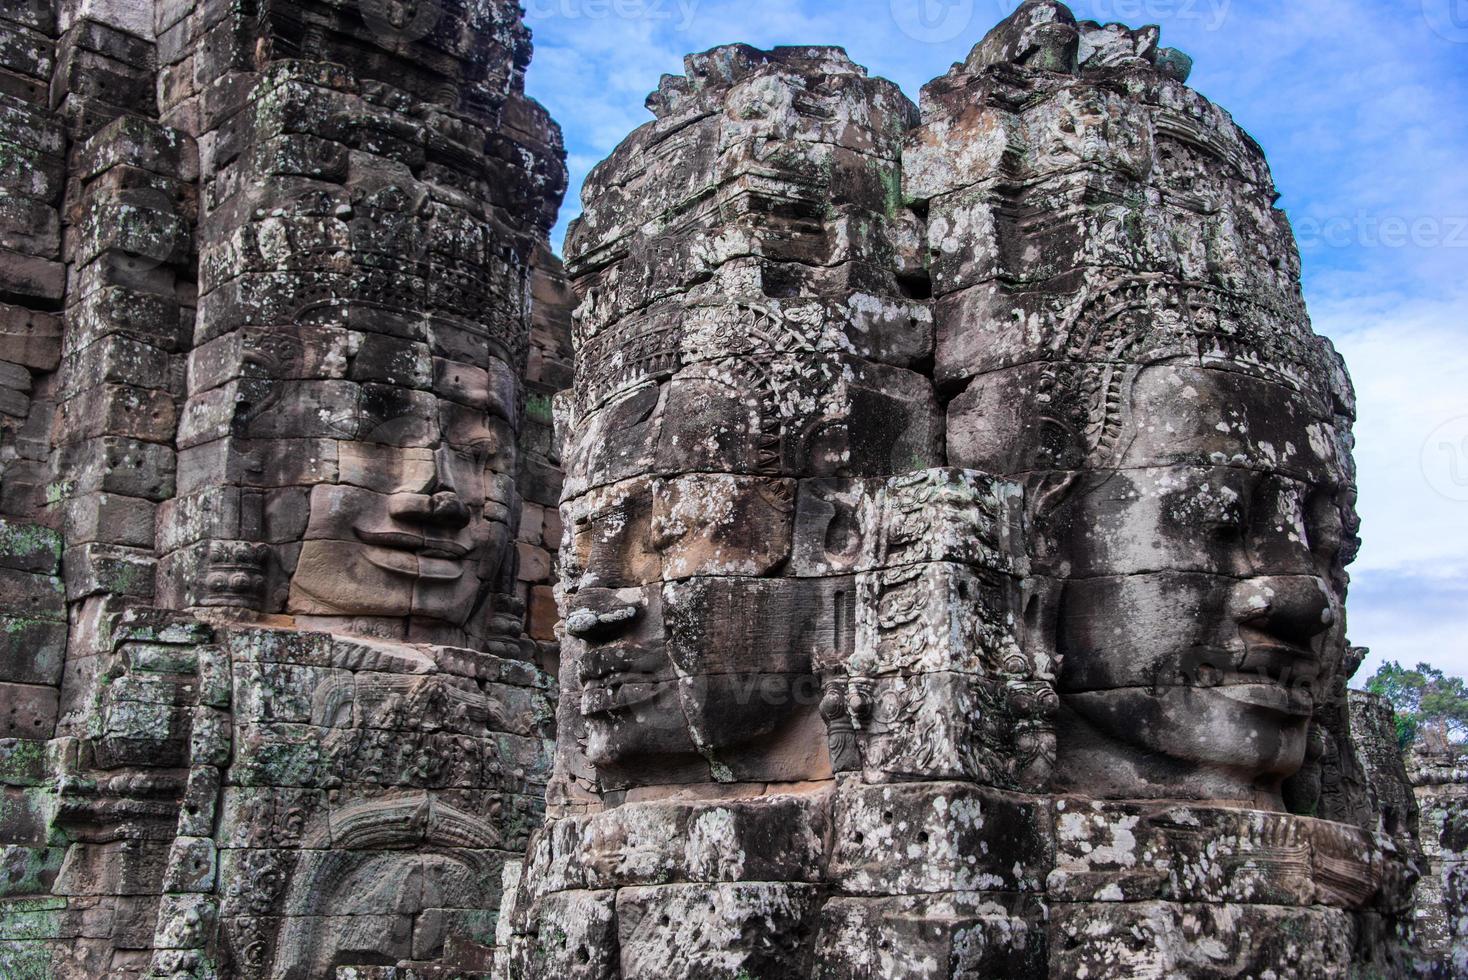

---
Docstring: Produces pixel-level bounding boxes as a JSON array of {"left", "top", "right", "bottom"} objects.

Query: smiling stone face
[
  {"left": 1049, "top": 363, "right": 1355, "bottom": 807},
  {"left": 558, "top": 461, "right": 845, "bottom": 790},
  {"left": 543, "top": 45, "right": 946, "bottom": 800},
  {"left": 287, "top": 351, "right": 520, "bottom": 643}
]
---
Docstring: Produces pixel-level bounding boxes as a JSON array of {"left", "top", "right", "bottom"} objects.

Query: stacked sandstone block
[
  {"left": 548, "top": 42, "right": 943, "bottom": 803},
  {"left": 1, "top": 3, "right": 200, "bottom": 975},
  {"left": 517, "top": 246, "right": 574, "bottom": 672},
  {"left": 0, "top": 3, "right": 69, "bottom": 942},
  {"left": 910, "top": 7, "right": 1410, "bottom": 972},
  {"left": 0, "top": 0, "right": 69, "bottom": 898},
  {"left": 500, "top": 43, "right": 1059, "bottom": 977},
  {"left": 0, "top": 0, "right": 66, "bottom": 784},
  {"left": 1410, "top": 743, "right": 1468, "bottom": 975}
]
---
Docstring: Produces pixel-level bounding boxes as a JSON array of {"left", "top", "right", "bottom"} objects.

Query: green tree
[{"left": 1365, "top": 661, "right": 1468, "bottom": 752}]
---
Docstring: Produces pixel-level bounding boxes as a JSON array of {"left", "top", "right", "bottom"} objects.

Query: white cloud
[
  {"left": 1322, "top": 292, "right": 1468, "bottom": 579},
  {"left": 1314, "top": 290, "right": 1468, "bottom": 681},
  {"left": 1350, "top": 572, "right": 1468, "bottom": 682}
]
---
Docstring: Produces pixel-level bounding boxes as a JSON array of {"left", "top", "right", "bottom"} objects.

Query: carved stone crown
[{"left": 200, "top": 540, "right": 271, "bottom": 610}]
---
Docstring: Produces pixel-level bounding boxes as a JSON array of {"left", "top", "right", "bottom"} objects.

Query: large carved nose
[
  {"left": 389, "top": 491, "right": 471, "bottom": 530},
  {"left": 1233, "top": 575, "right": 1336, "bottom": 648}
]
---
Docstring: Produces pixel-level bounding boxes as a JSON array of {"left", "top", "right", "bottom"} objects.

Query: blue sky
[{"left": 522, "top": 0, "right": 1468, "bottom": 684}]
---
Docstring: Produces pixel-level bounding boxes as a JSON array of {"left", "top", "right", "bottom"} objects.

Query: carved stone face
[
  {"left": 559, "top": 428, "right": 831, "bottom": 787},
  {"left": 1052, "top": 364, "right": 1352, "bottom": 807},
  {"left": 288, "top": 357, "right": 519, "bottom": 640}
]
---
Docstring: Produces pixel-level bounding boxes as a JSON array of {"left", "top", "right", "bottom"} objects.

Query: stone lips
[{"left": 902, "top": 0, "right": 1361, "bottom": 814}]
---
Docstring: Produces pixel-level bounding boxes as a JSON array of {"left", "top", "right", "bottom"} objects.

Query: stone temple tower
[
  {"left": 0, "top": 0, "right": 571, "bottom": 976},
  {"left": 499, "top": 4, "right": 1422, "bottom": 978},
  {"left": 0, "top": 0, "right": 1439, "bottom": 977}
]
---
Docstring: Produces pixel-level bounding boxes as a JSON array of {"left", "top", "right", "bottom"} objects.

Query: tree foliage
[{"left": 1366, "top": 661, "right": 1468, "bottom": 752}]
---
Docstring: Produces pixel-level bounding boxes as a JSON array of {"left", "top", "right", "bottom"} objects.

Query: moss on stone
[{"left": 0, "top": 938, "right": 54, "bottom": 980}]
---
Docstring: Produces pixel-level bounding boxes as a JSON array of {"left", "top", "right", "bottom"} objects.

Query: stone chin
[
  {"left": 580, "top": 684, "right": 700, "bottom": 771},
  {"left": 1058, "top": 684, "right": 1315, "bottom": 806},
  {"left": 578, "top": 665, "right": 809, "bottom": 768}
]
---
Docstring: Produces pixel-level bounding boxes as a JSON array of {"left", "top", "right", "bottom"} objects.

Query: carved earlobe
[
  {"left": 1016, "top": 574, "right": 1065, "bottom": 685},
  {"left": 1022, "top": 467, "right": 1079, "bottom": 568}
]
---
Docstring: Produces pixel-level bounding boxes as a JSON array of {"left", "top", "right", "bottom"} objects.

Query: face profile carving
[
  {"left": 559, "top": 422, "right": 841, "bottom": 789},
  {"left": 948, "top": 277, "right": 1357, "bottom": 812},
  {"left": 543, "top": 43, "right": 947, "bottom": 801}
]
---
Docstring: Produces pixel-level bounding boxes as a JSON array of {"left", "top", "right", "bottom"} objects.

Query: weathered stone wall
[
  {"left": 0, "top": 0, "right": 1443, "bottom": 976},
  {"left": 1351, "top": 689, "right": 1420, "bottom": 839},
  {"left": 547, "top": 42, "right": 944, "bottom": 807},
  {"left": 517, "top": 246, "right": 573, "bottom": 675},
  {"left": 0, "top": 0, "right": 571, "bottom": 977},
  {"left": 0, "top": 2, "right": 70, "bottom": 973}
]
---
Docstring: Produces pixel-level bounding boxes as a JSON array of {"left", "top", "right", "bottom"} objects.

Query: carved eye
[
  {"left": 1173, "top": 480, "right": 1247, "bottom": 541},
  {"left": 469, "top": 436, "right": 502, "bottom": 467},
  {"left": 461, "top": 417, "right": 514, "bottom": 468},
  {"left": 1204, "top": 500, "right": 1246, "bottom": 538}
]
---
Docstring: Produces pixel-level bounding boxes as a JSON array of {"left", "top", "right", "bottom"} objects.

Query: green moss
[
  {"left": 0, "top": 741, "right": 48, "bottom": 786},
  {"left": 0, "top": 524, "right": 60, "bottom": 563},
  {"left": 2, "top": 616, "right": 44, "bottom": 636},
  {"left": 42, "top": 483, "right": 71, "bottom": 508},
  {"left": 876, "top": 161, "right": 903, "bottom": 219},
  {"left": 0, "top": 938, "right": 55, "bottom": 980},
  {"left": 0, "top": 899, "right": 63, "bottom": 941},
  {"left": 99, "top": 557, "right": 153, "bottom": 597},
  {"left": 525, "top": 392, "right": 557, "bottom": 427}
]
